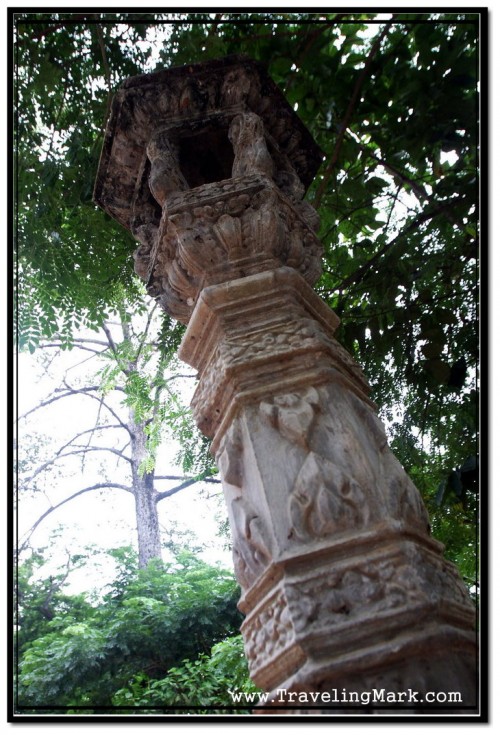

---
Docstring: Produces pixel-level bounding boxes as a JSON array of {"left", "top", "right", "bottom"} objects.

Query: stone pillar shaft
[{"left": 179, "top": 266, "right": 477, "bottom": 710}]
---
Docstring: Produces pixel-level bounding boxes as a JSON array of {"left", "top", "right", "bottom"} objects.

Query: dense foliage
[
  {"left": 15, "top": 547, "right": 252, "bottom": 714},
  {"left": 14, "top": 14, "right": 480, "bottom": 592}
]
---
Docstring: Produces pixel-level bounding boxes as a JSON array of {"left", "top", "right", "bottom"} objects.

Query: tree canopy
[
  {"left": 13, "top": 12, "right": 481, "bottom": 580},
  {"left": 15, "top": 546, "right": 253, "bottom": 714}
]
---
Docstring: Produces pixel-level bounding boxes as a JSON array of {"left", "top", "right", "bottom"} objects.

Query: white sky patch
[
  {"left": 440, "top": 149, "right": 459, "bottom": 167},
  {"left": 16, "top": 324, "right": 232, "bottom": 596},
  {"left": 138, "top": 25, "right": 174, "bottom": 71}
]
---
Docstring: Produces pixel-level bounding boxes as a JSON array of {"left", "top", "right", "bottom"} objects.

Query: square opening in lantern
[{"left": 178, "top": 126, "right": 235, "bottom": 189}]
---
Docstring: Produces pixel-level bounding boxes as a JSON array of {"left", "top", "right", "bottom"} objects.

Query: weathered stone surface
[
  {"left": 138, "top": 177, "right": 323, "bottom": 324},
  {"left": 179, "top": 267, "right": 371, "bottom": 438},
  {"left": 94, "top": 55, "right": 323, "bottom": 324},
  {"left": 180, "top": 274, "right": 477, "bottom": 709},
  {"left": 94, "top": 55, "right": 477, "bottom": 715},
  {"left": 94, "top": 54, "right": 323, "bottom": 233}
]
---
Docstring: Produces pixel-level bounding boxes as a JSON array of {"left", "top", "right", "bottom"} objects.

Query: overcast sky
[{"left": 16, "top": 340, "right": 232, "bottom": 595}]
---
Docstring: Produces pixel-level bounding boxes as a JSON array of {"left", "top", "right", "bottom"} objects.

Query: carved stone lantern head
[{"left": 94, "top": 54, "right": 325, "bottom": 323}]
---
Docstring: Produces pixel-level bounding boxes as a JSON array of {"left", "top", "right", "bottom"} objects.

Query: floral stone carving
[{"left": 140, "top": 174, "right": 323, "bottom": 323}]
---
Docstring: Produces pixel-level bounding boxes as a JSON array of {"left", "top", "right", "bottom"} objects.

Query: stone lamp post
[{"left": 94, "top": 55, "right": 477, "bottom": 712}]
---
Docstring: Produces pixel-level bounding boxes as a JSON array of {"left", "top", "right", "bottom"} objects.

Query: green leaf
[
  {"left": 366, "top": 176, "right": 389, "bottom": 194},
  {"left": 421, "top": 341, "right": 443, "bottom": 359},
  {"left": 422, "top": 359, "right": 451, "bottom": 384}
]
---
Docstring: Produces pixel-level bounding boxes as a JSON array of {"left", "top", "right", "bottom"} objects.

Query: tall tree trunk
[
  {"left": 129, "top": 412, "right": 162, "bottom": 568},
  {"left": 133, "top": 473, "right": 162, "bottom": 568}
]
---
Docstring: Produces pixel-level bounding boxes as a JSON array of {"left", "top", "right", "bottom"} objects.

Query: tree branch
[
  {"left": 207, "top": 12, "right": 224, "bottom": 37},
  {"left": 21, "top": 15, "right": 93, "bottom": 42},
  {"left": 335, "top": 200, "right": 460, "bottom": 294},
  {"left": 72, "top": 445, "right": 131, "bottom": 462},
  {"left": 151, "top": 354, "right": 169, "bottom": 423},
  {"left": 64, "top": 348, "right": 109, "bottom": 374},
  {"left": 154, "top": 472, "right": 220, "bottom": 503},
  {"left": 135, "top": 302, "right": 158, "bottom": 362},
  {"left": 93, "top": 21, "right": 113, "bottom": 128},
  {"left": 101, "top": 322, "right": 120, "bottom": 360},
  {"left": 21, "top": 446, "right": 132, "bottom": 487},
  {"left": 45, "top": 336, "right": 110, "bottom": 347},
  {"left": 380, "top": 182, "right": 403, "bottom": 239},
  {"left": 344, "top": 127, "right": 429, "bottom": 202},
  {"left": 56, "top": 425, "right": 125, "bottom": 456},
  {"left": 20, "top": 383, "right": 124, "bottom": 418},
  {"left": 232, "top": 22, "right": 338, "bottom": 46},
  {"left": 20, "top": 382, "right": 132, "bottom": 437},
  {"left": 155, "top": 474, "right": 220, "bottom": 483},
  {"left": 72, "top": 387, "right": 132, "bottom": 436},
  {"left": 18, "top": 388, "right": 96, "bottom": 420},
  {"left": 39, "top": 343, "right": 109, "bottom": 356},
  {"left": 285, "top": 19, "right": 343, "bottom": 92},
  {"left": 18, "top": 482, "right": 132, "bottom": 554},
  {"left": 313, "top": 20, "right": 395, "bottom": 208}
]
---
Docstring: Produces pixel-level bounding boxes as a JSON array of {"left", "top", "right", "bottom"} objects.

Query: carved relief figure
[
  {"left": 259, "top": 386, "right": 376, "bottom": 541},
  {"left": 231, "top": 494, "right": 272, "bottom": 589},
  {"left": 274, "top": 168, "right": 304, "bottom": 201},
  {"left": 217, "top": 419, "right": 272, "bottom": 590},
  {"left": 285, "top": 560, "right": 424, "bottom": 636},
  {"left": 260, "top": 387, "right": 320, "bottom": 451},
  {"left": 147, "top": 130, "right": 189, "bottom": 205},
  {"left": 240, "top": 186, "right": 288, "bottom": 259},
  {"left": 213, "top": 213, "right": 243, "bottom": 258},
  {"left": 131, "top": 157, "right": 161, "bottom": 281},
  {"left": 216, "top": 419, "right": 244, "bottom": 488},
  {"left": 289, "top": 452, "right": 372, "bottom": 540},
  {"left": 178, "top": 79, "right": 212, "bottom": 115},
  {"left": 243, "top": 591, "right": 295, "bottom": 676},
  {"left": 229, "top": 112, "right": 275, "bottom": 179}
]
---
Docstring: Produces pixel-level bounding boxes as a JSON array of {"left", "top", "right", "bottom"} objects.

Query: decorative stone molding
[
  {"left": 239, "top": 532, "right": 476, "bottom": 693},
  {"left": 179, "top": 267, "right": 375, "bottom": 442},
  {"left": 141, "top": 176, "right": 323, "bottom": 324}
]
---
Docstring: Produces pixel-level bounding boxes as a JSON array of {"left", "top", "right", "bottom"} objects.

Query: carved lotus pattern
[{"left": 141, "top": 175, "right": 323, "bottom": 323}]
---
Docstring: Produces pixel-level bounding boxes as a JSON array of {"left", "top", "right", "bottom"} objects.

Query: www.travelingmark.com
[{"left": 227, "top": 687, "right": 463, "bottom": 706}]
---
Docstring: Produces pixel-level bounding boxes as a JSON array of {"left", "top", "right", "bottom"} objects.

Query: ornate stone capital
[{"left": 140, "top": 177, "right": 323, "bottom": 324}]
